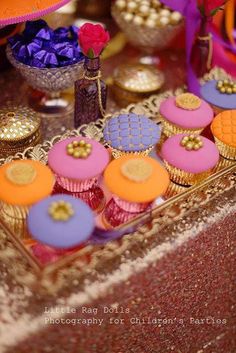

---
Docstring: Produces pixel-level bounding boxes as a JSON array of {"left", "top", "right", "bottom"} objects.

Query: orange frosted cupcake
[
  {"left": 103, "top": 155, "right": 169, "bottom": 227},
  {"left": 0, "top": 160, "right": 54, "bottom": 219},
  {"left": 211, "top": 110, "right": 236, "bottom": 160}
]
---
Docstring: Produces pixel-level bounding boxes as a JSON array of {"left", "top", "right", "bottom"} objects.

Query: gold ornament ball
[
  {"left": 133, "top": 15, "right": 144, "bottom": 25},
  {"left": 116, "top": 0, "right": 126, "bottom": 10},
  {"left": 127, "top": 1, "right": 137, "bottom": 10},
  {"left": 186, "top": 142, "right": 194, "bottom": 150},
  {"left": 123, "top": 12, "right": 134, "bottom": 22}
]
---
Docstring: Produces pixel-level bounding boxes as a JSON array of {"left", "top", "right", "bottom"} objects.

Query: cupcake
[
  {"left": 159, "top": 93, "right": 214, "bottom": 137},
  {"left": 27, "top": 194, "right": 95, "bottom": 249},
  {"left": 48, "top": 137, "right": 110, "bottom": 211},
  {"left": 201, "top": 79, "right": 236, "bottom": 114},
  {"left": 0, "top": 160, "right": 54, "bottom": 219},
  {"left": 211, "top": 110, "right": 236, "bottom": 160},
  {"left": 103, "top": 155, "right": 169, "bottom": 227},
  {"left": 161, "top": 134, "right": 220, "bottom": 186},
  {"left": 103, "top": 113, "right": 161, "bottom": 159}
]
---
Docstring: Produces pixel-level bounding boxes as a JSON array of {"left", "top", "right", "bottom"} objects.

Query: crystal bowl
[
  {"left": 6, "top": 46, "right": 84, "bottom": 115},
  {"left": 112, "top": 6, "right": 184, "bottom": 52}
]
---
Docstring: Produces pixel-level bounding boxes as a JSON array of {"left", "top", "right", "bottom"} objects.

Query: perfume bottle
[{"left": 74, "top": 57, "right": 107, "bottom": 128}]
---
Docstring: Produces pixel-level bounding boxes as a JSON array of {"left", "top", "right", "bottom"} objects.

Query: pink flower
[{"left": 78, "top": 23, "right": 110, "bottom": 58}]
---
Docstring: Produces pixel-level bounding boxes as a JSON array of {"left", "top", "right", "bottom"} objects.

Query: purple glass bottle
[
  {"left": 191, "top": 17, "right": 212, "bottom": 78},
  {"left": 74, "top": 57, "right": 107, "bottom": 128}
]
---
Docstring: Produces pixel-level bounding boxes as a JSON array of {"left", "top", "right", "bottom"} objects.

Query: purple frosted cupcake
[
  {"left": 27, "top": 194, "right": 95, "bottom": 249},
  {"left": 201, "top": 79, "right": 236, "bottom": 114},
  {"left": 103, "top": 113, "right": 161, "bottom": 158}
]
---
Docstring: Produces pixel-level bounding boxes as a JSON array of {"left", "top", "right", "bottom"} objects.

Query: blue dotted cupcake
[{"left": 103, "top": 113, "right": 161, "bottom": 158}]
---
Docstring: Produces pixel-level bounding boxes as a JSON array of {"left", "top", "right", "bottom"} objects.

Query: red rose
[
  {"left": 198, "top": 0, "right": 226, "bottom": 16},
  {"left": 78, "top": 23, "right": 110, "bottom": 58}
]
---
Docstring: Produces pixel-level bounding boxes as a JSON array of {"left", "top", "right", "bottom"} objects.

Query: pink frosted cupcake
[
  {"left": 161, "top": 134, "right": 219, "bottom": 186},
  {"left": 48, "top": 137, "right": 110, "bottom": 211},
  {"left": 159, "top": 93, "right": 214, "bottom": 137}
]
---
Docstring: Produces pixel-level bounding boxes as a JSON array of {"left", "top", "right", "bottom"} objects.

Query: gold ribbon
[
  {"left": 84, "top": 71, "right": 111, "bottom": 120},
  {"left": 198, "top": 33, "right": 213, "bottom": 70}
]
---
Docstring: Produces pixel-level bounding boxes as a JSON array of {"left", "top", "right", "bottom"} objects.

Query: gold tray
[{"left": 0, "top": 67, "right": 235, "bottom": 293}]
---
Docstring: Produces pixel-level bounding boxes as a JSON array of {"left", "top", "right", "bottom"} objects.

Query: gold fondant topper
[
  {"left": 180, "top": 135, "right": 204, "bottom": 151},
  {"left": 67, "top": 140, "right": 92, "bottom": 159},
  {"left": 176, "top": 93, "right": 201, "bottom": 111},
  {"left": 6, "top": 163, "right": 37, "bottom": 185},
  {"left": 121, "top": 159, "right": 153, "bottom": 182},
  {"left": 216, "top": 80, "right": 236, "bottom": 94},
  {"left": 48, "top": 200, "right": 74, "bottom": 221}
]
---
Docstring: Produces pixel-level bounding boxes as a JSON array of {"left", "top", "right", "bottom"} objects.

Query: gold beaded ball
[
  {"left": 66, "top": 140, "right": 92, "bottom": 159},
  {"left": 216, "top": 79, "right": 236, "bottom": 94},
  {"left": 180, "top": 135, "right": 204, "bottom": 151}
]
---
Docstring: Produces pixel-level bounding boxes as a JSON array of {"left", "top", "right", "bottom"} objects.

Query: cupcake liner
[
  {"left": 214, "top": 156, "right": 235, "bottom": 172},
  {"left": 0, "top": 201, "right": 29, "bottom": 219},
  {"left": 0, "top": 202, "right": 29, "bottom": 239},
  {"left": 56, "top": 175, "right": 98, "bottom": 192},
  {"left": 111, "top": 146, "right": 154, "bottom": 159},
  {"left": 103, "top": 198, "right": 145, "bottom": 228},
  {"left": 156, "top": 133, "right": 168, "bottom": 154},
  {"left": 79, "top": 186, "right": 106, "bottom": 213},
  {"left": 159, "top": 115, "right": 203, "bottom": 138},
  {"left": 213, "top": 137, "right": 236, "bottom": 160},
  {"left": 113, "top": 195, "right": 150, "bottom": 213},
  {"left": 164, "top": 181, "right": 189, "bottom": 199},
  {"left": 163, "top": 160, "right": 213, "bottom": 186},
  {"left": 52, "top": 182, "right": 106, "bottom": 213}
]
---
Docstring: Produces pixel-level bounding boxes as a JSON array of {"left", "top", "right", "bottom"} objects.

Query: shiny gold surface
[
  {"left": 0, "top": 106, "right": 41, "bottom": 157},
  {"left": 0, "top": 106, "right": 40, "bottom": 140},
  {"left": 175, "top": 93, "right": 201, "bottom": 110},
  {"left": 113, "top": 63, "right": 164, "bottom": 93}
]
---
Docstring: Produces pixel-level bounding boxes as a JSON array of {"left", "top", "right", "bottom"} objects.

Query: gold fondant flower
[
  {"left": 48, "top": 200, "right": 74, "bottom": 221},
  {"left": 180, "top": 135, "right": 204, "bottom": 151},
  {"left": 175, "top": 93, "right": 201, "bottom": 111},
  {"left": 121, "top": 158, "right": 153, "bottom": 182},
  {"left": 66, "top": 140, "right": 92, "bottom": 159}
]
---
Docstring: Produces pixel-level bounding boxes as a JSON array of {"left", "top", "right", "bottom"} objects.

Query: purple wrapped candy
[{"left": 8, "top": 20, "right": 84, "bottom": 68}]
